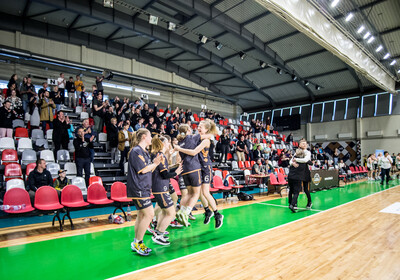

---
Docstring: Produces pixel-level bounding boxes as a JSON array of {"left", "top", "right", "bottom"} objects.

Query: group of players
[{"left": 126, "top": 119, "right": 224, "bottom": 256}]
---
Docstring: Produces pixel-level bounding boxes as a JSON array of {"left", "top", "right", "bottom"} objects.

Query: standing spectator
[
  {"left": 251, "top": 158, "right": 268, "bottom": 187},
  {"left": 118, "top": 121, "right": 132, "bottom": 173},
  {"left": 73, "top": 75, "right": 83, "bottom": 108},
  {"left": 7, "top": 74, "right": 18, "bottom": 92},
  {"left": 244, "top": 134, "right": 253, "bottom": 161},
  {"left": 53, "top": 111, "right": 71, "bottom": 156},
  {"left": 80, "top": 86, "right": 88, "bottom": 106},
  {"left": 74, "top": 127, "right": 94, "bottom": 187},
  {"left": 27, "top": 159, "right": 53, "bottom": 204},
  {"left": 57, "top": 73, "right": 66, "bottom": 105},
  {"left": 253, "top": 144, "right": 263, "bottom": 161},
  {"left": 40, "top": 91, "right": 56, "bottom": 132},
  {"left": 77, "top": 118, "right": 96, "bottom": 162},
  {"left": 107, "top": 117, "right": 119, "bottom": 164},
  {"left": 333, "top": 148, "right": 339, "bottom": 166},
  {"left": 130, "top": 107, "right": 142, "bottom": 127},
  {"left": 379, "top": 151, "right": 393, "bottom": 185},
  {"left": 91, "top": 85, "right": 98, "bottom": 99},
  {"left": 28, "top": 96, "right": 41, "bottom": 133},
  {"left": 66, "top": 76, "right": 75, "bottom": 108},
  {"left": 38, "top": 82, "right": 48, "bottom": 98},
  {"left": 52, "top": 85, "right": 63, "bottom": 112},
  {"left": 134, "top": 117, "right": 145, "bottom": 131},
  {"left": 54, "top": 169, "right": 72, "bottom": 191},
  {"left": 219, "top": 128, "right": 230, "bottom": 166},
  {"left": 286, "top": 133, "right": 293, "bottom": 144},
  {"left": 104, "top": 106, "right": 116, "bottom": 128},
  {"left": 236, "top": 135, "right": 247, "bottom": 162},
  {"left": 95, "top": 76, "right": 104, "bottom": 95},
  {"left": 20, "top": 77, "right": 35, "bottom": 113},
  {"left": 7, "top": 83, "right": 20, "bottom": 98},
  {"left": 92, "top": 93, "right": 108, "bottom": 134},
  {"left": 0, "top": 100, "right": 16, "bottom": 138}
]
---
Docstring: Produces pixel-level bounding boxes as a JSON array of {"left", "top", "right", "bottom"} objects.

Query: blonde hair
[
  {"left": 131, "top": 128, "right": 150, "bottom": 147},
  {"left": 150, "top": 135, "right": 167, "bottom": 155},
  {"left": 177, "top": 124, "right": 190, "bottom": 142},
  {"left": 200, "top": 119, "right": 218, "bottom": 135}
]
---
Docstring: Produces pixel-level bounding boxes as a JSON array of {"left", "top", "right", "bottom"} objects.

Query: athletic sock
[
  {"left": 181, "top": 206, "right": 186, "bottom": 213},
  {"left": 213, "top": 210, "right": 219, "bottom": 216},
  {"left": 185, "top": 206, "right": 192, "bottom": 215},
  {"left": 204, "top": 206, "right": 210, "bottom": 212}
]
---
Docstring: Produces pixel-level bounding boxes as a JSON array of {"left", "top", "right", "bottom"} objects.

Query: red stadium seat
[
  {"left": 209, "top": 185, "right": 219, "bottom": 192},
  {"left": 238, "top": 161, "right": 245, "bottom": 170},
  {"left": 3, "top": 188, "right": 35, "bottom": 214},
  {"left": 170, "top": 179, "right": 181, "bottom": 196},
  {"left": 111, "top": 182, "right": 131, "bottom": 221},
  {"left": 244, "top": 161, "right": 251, "bottom": 169},
  {"left": 26, "top": 163, "right": 36, "bottom": 178},
  {"left": 87, "top": 183, "right": 113, "bottom": 205},
  {"left": 222, "top": 170, "right": 229, "bottom": 180},
  {"left": 213, "top": 176, "right": 232, "bottom": 191},
  {"left": 4, "top": 163, "right": 23, "bottom": 181},
  {"left": 2, "top": 149, "right": 18, "bottom": 165},
  {"left": 61, "top": 185, "right": 89, "bottom": 230},
  {"left": 250, "top": 161, "right": 255, "bottom": 167},
  {"left": 226, "top": 153, "right": 233, "bottom": 161},
  {"left": 227, "top": 176, "right": 244, "bottom": 189},
  {"left": 14, "top": 127, "right": 29, "bottom": 141},
  {"left": 89, "top": 176, "right": 103, "bottom": 186},
  {"left": 35, "top": 186, "right": 64, "bottom": 231},
  {"left": 277, "top": 173, "right": 288, "bottom": 185}
]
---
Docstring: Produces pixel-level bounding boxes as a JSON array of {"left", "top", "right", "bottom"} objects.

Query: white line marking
[
  {"left": 106, "top": 184, "right": 399, "bottom": 280},
  {"left": 256, "top": 202, "right": 322, "bottom": 212}
]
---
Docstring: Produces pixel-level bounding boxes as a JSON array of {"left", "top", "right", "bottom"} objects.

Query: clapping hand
[
  {"left": 153, "top": 153, "right": 163, "bottom": 165},
  {"left": 175, "top": 163, "right": 183, "bottom": 176}
]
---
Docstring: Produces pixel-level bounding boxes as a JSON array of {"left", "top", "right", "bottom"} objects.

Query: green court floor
[{"left": 0, "top": 180, "right": 398, "bottom": 280}]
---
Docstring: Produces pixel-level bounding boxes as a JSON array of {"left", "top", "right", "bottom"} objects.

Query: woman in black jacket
[
  {"left": 107, "top": 117, "right": 119, "bottom": 164},
  {"left": 219, "top": 128, "right": 230, "bottom": 166},
  {"left": 0, "top": 100, "right": 16, "bottom": 138}
]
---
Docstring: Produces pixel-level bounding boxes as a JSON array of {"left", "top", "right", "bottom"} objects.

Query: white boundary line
[
  {"left": 106, "top": 184, "right": 399, "bottom": 280},
  {"left": 256, "top": 202, "right": 322, "bottom": 212}
]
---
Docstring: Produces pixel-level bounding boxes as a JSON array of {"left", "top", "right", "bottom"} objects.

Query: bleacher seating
[
  {"left": 0, "top": 137, "right": 15, "bottom": 151},
  {"left": 2, "top": 149, "right": 18, "bottom": 165},
  {"left": 18, "top": 138, "right": 33, "bottom": 152},
  {"left": 6, "top": 179, "right": 25, "bottom": 191}
]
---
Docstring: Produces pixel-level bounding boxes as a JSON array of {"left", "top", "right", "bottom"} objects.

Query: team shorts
[
  {"left": 182, "top": 170, "right": 202, "bottom": 187},
  {"left": 178, "top": 176, "right": 187, "bottom": 190},
  {"left": 201, "top": 165, "right": 213, "bottom": 184},
  {"left": 153, "top": 193, "right": 174, "bottom": 209},
  {"left": 132, "top": 198, "right": 152, "bottom": 210}
]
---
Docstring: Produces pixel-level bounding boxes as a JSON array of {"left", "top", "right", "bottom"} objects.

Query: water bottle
[{"left": 127, "top": 205, "right": 132, "bottom": 222}]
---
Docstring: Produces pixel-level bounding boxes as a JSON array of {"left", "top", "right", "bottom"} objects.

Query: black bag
[{"left": 237, "top": 192, "right": 254, "bottom": 201}]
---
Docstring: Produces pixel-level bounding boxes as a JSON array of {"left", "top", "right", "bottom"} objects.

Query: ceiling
[{"left": 0, "top": 0, "right": 398, "bottom": 111}]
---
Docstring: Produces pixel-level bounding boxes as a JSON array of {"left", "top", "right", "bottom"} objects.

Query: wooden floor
[{"left": 124, "top": 185, "right": 400, "bottom": 280}]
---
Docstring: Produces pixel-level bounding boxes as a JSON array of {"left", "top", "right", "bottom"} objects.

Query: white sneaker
[{"left": 152, "top": 234, "right": 170, "bottom": 246}]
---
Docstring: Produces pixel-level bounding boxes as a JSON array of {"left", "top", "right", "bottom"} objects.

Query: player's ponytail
[{"left": 177, "top": 124, "right": 190, "bottom": 141}]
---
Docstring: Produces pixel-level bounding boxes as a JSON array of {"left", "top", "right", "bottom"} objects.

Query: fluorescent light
[
  {"left": 331, "top": 0, "right": 340, "bottom": 8},
  {"left": 390, "top": 60, "right": 396, "bottom": 66},
  {"left": 363, "top": 32, "right": 370, "bottom": 39},
  {"left": 383, "top": 53, "right": 390, "bottom": 59},
  {"left": 135, "top": 88, "right": 160, "bottom": 96},
  {"left": 199, "top": 35, "right": 207, "bottom": 44},
  {"left": 149, "top": 15, "right": 158, "bottom": 25},
  {"left": 357, "top": 25, "right": 365, "bottom": 33},
  {"left": 259, "top": 61, "right": 267, "bottom": 68},
  {"left": 215, "top": 41, "right": 223, "bottom": 50},
  {"left": 398, "top": 69, "right": 400, "bottom": 73},
  {"left": 375, "top": 45, "right": 383, "bottom": 52},
  {"left": 367, "top": 36, "right": 375, "bottom": 43},
  {"left": 239, "top": 51, "right": 246, "bottom": 59},
  {"left": 103, "top": 82, "right": 133, "bottom": 91},
  {"left": 345, "top": 13, "right": 353, "bottom": 22},
  {"left": 168, "top": 22, "right": 176, "bottom": 31}
]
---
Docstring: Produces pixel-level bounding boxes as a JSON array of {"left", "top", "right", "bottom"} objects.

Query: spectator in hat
[{"left": 54, "top": 169, "right": 71, "bottom": 191}]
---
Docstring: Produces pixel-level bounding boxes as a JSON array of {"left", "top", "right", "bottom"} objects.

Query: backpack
[{"left": 237, "top": 192, "right": 254, "bottom": 201}]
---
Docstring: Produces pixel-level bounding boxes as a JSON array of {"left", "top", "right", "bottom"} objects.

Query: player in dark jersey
[
  {"left": 175, "top": 120, "right": 224, "bottom": 229},
  {"left": 127, "top": 128, "right": 163, "bottom": 256},
  {"left": 149, "top": 135, "right": 183, "bottom": 245},
  {"left": 175, "top": 124, "right": 213, "bottom": 227}
]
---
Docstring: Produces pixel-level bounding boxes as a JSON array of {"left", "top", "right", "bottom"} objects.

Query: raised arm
[{"left": 175, "top": 139, "right": 210, "bottom": 156}]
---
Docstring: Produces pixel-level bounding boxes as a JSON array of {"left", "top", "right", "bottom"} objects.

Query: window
[
  {"left": 311, "top": 103, "right": 323, "bottom": 123},
  {"left": 323, "top": 101, "right": 334, "bottom": 122},
  {"left": 362, "top": 95, "right": 375, "bottom": 118},
  {"left": 346, "top": 98, "right": 360, "bottom": 119},
  {"left": 376, "top": 93, "right": 390, "bottom": 116},
  {"left": 334, "top": 99, "right": 346, "bottom": 121}
]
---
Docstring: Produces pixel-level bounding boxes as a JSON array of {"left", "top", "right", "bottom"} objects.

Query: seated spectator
[
  {"left": 0, "top": 100, "right": 16, "bottom": 138},
  {"left": 54, "top": 169, "right": 71, "bottom": 191},
  {"left": 253, "top": 144, "right": 263, "bottom": 161},
  {"left": 126, "top": 119, "right": 134, "bottom": 133},
  {"left": 27, "top": 159, "right": 53, "bottom": 204},
  {"left": 251, "top": 158, "right": 268, "bottom": 187},
  {"left": 40, "top": 91, "right": 56, "bottom": 132},
  {"left": 74, "top": 127, "right": 94, "bottom": 187}
]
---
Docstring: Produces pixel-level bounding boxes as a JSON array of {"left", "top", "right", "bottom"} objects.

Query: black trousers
[
  {"left": 381, "top": 168, "right": 390, "bottom": 184},
  {"left": 219, "top": 144, "right": 229, "bottom": 163},
  {"left": 76, "top": 157, "right": 91, "bottom": 187},
  {"left": 302, "top": 181, "right": 312, "bottom": 205},
  {"left": 53, "top": 140, "right": 68, "bottom": 157},
  {"left": 119, "top": 147, "right": 130, "bottom": 173},
  {"left": 288, "top": 179, "right": 302, "bottom": 207}
]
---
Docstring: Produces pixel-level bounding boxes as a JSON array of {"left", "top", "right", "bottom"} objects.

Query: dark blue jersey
[
  {"left": 198, "top": 138, "right": 212, "bottom": 170},
  {"left": 127, "top": 146, "right": 152, "bottom": 198},
  {"left": 151, "top": 152, "right": 170, "bottom": 193},
  {"left": 179, "top": 134, "right": 201, "bottom": 175}
]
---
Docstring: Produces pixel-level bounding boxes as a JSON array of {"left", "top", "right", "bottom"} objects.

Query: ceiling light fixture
[
  {"left": 363, "top": 32, "right": 370, "bottom": 39},
  {"left": 239, "top": 51, "right": 246, "bottom": 60},
  {"left": 304, "top": 80, "right": 310, "bottom": 86},
  {"left": 367, "top": 36, "right": 375, "bottom": 43},
  {"left": 345, "top": 13, "right": 353, "bottom": 22},
  {"left": 331, "top": 0, "right": 340, "bottom": 8},
  {"left": 390, "top": 60, "right": 396, "bottom": 66},
  {"left": 259, "top": 61, "right": 267, "bottom": 68},
  {"left": 291, "top": 74, "right": 297, "bottom": 81},
  {"left": 383, "top": 53, "right": 390, "bottom": 59},
  {"left": 168, "top": 22, "right": 176, "bottom": 31},
  {"left": 315, "top": 85, "right": 321, "bottom": 90},
  {"left": 149, "top": 15, "right": 159, "bottom": 25},
  {"left": 276, "top": 68, "right": 283, "bottom": 74},
  {"left": 375, "top": 45, "right": 383, "bottom": 52},
  {"left": 215, "top": 41, "right": 223, "bottom": 50},
  {"left": 357, "top": 25, "right": 365, "bottom": 33},
  {"left": 199, "top": 35, "right": 208, "bottom": 44}
]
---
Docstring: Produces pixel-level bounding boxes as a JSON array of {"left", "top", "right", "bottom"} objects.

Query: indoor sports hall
[{"left": 0, "top": 0, "right": 399, "bottom": 279}]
